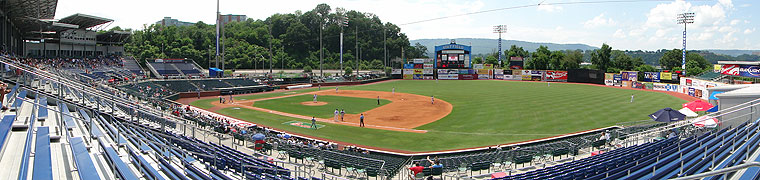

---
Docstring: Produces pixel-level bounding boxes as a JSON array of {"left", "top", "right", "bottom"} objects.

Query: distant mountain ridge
[
  {"left": 410, "top": 38, "right": 760, "bottom": 57},
  {"left": 410, "top": 38, "right": 598, "bottom": 55}
]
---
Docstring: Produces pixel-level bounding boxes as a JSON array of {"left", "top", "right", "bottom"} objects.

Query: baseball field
[{"left": 187, "top": 80, "right": 688, "bottom": 152}]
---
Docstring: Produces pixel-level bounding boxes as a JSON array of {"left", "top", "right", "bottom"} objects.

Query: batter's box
[{"left": 283, "top": 121, "right": 325, "bottom": 129}]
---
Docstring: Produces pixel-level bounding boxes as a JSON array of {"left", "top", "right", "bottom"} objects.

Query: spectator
[
  {"left": 409, "top": 162, "right": 425, "bottom": 177},
  {"left": 427, "top": 156, "right": 443, "bottom": 168}
]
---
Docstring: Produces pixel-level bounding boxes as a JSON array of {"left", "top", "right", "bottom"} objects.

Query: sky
[{"left": 55, "top": 0, "right": 758, "bottom": 51}]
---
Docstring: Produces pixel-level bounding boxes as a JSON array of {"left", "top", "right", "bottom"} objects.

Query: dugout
[
  {"left": 434, "top": 40, "right": 471, "bottom": 69},
  {"left": 568, "top": 69, "right": 605, "bottom": 85}
]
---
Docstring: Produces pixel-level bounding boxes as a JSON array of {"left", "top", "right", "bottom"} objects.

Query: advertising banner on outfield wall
[
  {"left": 503, "top": 69, "right": 512, "bottom": 75},
  {"left": 413, "top": 69, "right": 423, "bottom": 74},
  {"left": 403, "top": 69, "right": 414, "bottom": 75},
  {"left": 478, "top": 74, "right": 490, "bottom": 79},
  {"left": 495, "top": 69, "right": 504, "bottom": 75},
  {"left": 423, "top": 75, "right": 434, "bottom": 80},
  {"left": 605, "top": 73, "right": 615, "bottom": 80},
  {"left": 621, "top": 71, "right": 638, "bottom": 81},
  {"left": 522, "top": 75, "right": 532, "bottom": 81},
  {"left": 477, "top": 69, "right": 490, "bottom": 74},
  {"left": 403, "top": 64, "right": 414, "bottom": 69},
  {"left": 652, "top": 83, "right": 679, "bottom": 92},
  {"left": 660, "top": 72, "right": 672, "bottom": 80},
  {"left": 680, "top": 77, "right": 726, "bottom": 100},
  {"left": 437, "top": 69, "right": 448, "bottom": 74},
  {"left": 413, "top": 74, "right": 423, "bottom": 79},
  {"left": 473, "top": 64, "right": 484, "bottom": 69},
  {"left": 413, "top": 64, "right": 424, "bottom": 69},
  {"left": 392, "top": 69, "right": 402, "bottom": 74},
  {"left": 643, "top": 72, "right": 660, "bottom": 82},
  {"left": 403, "top": 74, "right": 413, "bottom": 79},
  {"left": 484, "top": 64, "right": 494, "bottom": 69},
  {"left": 423, "top": 64, "right": 434, "bottom": 69},
  {"left": 423, "top": 69, "right": 434, "bottom": 75},
  {"left": 503, "top": 75, "right": 512, "bottom": 80},
  {"left": 413, "top": 59, "right": 425, "bottom": 64},
  {"left": 721, "top": 64, "right": 760, "bottom": 78},
  {"left": 545, "top": 71, "right": 568, "bottom": 81},
  {"left": 459, "top": 74, "right": 476, "bottom": 80},
  {"left": 457, "top": 69, "right": 468, "bottom": 74}
]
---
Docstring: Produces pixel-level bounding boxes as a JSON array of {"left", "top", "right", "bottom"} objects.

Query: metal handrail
[{"left": 671, "top": 162, "right": 760, "bottom": 180}]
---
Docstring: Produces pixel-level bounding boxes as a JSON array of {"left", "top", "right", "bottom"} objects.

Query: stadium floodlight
[
  {"left": 677, "top": 12, "right": 694, "bottom": 76},
  {"left": 338, "top": 9, "right": 349, "bottom": 73},
  {"left": 493, "top": 25, "right": 507, "bottom": 67}
]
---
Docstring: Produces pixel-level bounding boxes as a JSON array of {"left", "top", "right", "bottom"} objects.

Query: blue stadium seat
[
  {"left": 11, "top": 90, "right": 26, "bottom": 110},
  {"left": 37, "top": 97, "right": 48, "bottom": 120},
  {"left": 0, "top": 115, "right": 16, "bottom": 152},
  {"left": 32, "top": 127, "right": 52, "bottom": 180},
  {"left": 60, "top": 103, "right": 76, "bottom": 129},
  {"left": 103, "top": 146, "right": 139, "bottom": 180},
  {"left": 70, "top": 137, "right": 101, "bottom": 180}
]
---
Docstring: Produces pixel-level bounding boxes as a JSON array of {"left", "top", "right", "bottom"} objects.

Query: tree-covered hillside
[{"left": 125, "top": 4, "right": 426, "bottom": 70}]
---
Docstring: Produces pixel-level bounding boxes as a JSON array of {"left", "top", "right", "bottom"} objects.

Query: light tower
[
  {"left": 677, "top": 12, "right": 694, "bottom": 76},
  {"left": 493, "top": 25, "right": 507, "bottom": 67},
  {"left": 339, "top": 12, "right": 349, "bottom": 73}
]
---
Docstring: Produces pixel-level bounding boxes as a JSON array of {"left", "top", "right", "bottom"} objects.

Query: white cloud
[
  {"left": 613, "top": 29, "right": 626, "bottom": 38},
  {"left": 537, "top": 4, "right": 563, "bottom": 12},
  {"left": 745, "top": 28, "right": 756, "bottom": 34},
  {"left": 730, "top": 19, "right": 741, "bottom": 25},
  {"left": 583, "top": 13, "right": 616, "bottom": 28},
  {"left": 739, "top": 4, "right": 751, "bottom": 8},
  {"left": 697, "top": 32, "right": 713, "bottom": 40}
]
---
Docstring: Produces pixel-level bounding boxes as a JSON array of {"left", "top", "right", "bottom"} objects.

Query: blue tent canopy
[
  {"left": 709, "top": 91, "right": 724, "bottom": 100},
  {"left": 649, "top": 107, "right": 686, "bottom": 122}
]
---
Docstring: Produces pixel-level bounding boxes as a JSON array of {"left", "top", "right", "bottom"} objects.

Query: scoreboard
[{"left": 434, "top": 41, "right": 471, "bottom": 69}]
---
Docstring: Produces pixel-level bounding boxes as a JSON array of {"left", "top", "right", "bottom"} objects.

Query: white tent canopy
[{"left": 679, "top": 107, "right": 699, "bottom": 117}]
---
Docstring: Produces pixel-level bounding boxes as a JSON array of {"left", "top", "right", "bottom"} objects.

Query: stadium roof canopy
[
  {"left": 96, "top": 30, "right": 131, "bottom": 45},
  {"left": 58, "top": 13, "right": 113, "bottom": 29},
  {"left": 2, "top": 0, "right": 59, "bottom": 32}
]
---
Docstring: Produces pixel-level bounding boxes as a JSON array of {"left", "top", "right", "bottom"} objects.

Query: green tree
[
  {"left": 562, "top": 50, "right": 583, "bottom": 70},
  {"left": 549, "top": 51, "right": 565, "bottom": 70},
  {"left": 634, "top": 64, "right": 657, "bottom": 81},
  {"left": 405, "top": 42, "right": 428, "bottom": 58},
  {"left": 591, "top": 43, "right": 612, "bottom": 71},
  {"left": 472, "top": 56, "right": 483, "bottom": 64},
  {"left": 506, "top": 45, "right": 528, "bottom": 58},
  {"left": 611, "top": 50, "right": 643, "bottom": 70},
  {"left": 659, "top": 49, "right": 683, "bottom": 70},
  {"left": 528, "top": 46, "right": 551, "bottom": 70},
  {"left": 484, "top": 55, "right": 498, "bottom": 65},
  {"left": 344, "top": 66, "right": 353, "bottom": 75}
]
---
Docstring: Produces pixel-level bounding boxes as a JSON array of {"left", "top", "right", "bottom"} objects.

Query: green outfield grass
[
  {"left": 194, "top": 80, "right": 687, "bottom": 152},
  {"left": 252, "top": 95, "right": 390, "bottom": 118}
]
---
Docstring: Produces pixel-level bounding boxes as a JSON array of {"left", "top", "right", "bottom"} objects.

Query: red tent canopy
[{"left": 683, "top": 100, "right": 714, "bottom": 112}]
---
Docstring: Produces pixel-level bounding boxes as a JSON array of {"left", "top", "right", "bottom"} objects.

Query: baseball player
[
  {"left": 630, "top": 94, "right": 635, "bottom": 103},
  {"left": 392, "top": 87, "right": 395, "bottom": 95},
  {"left": 359, "top": 114, "right": 365, "bottom": 127},
  {"left": 431, "top": 95, "right": 435, "bottom": 105},
  {"left": 340, "top": 109, "right": 345, "bottom": 121},
  {"left": 311, "top": 117, "right": 317, "bottom": 129},
  {"left": 334, "top": 109, "right": 339, "bottom": 122},
  {"left": 313, "top": 94, "right": 317, "bottom": 103}
]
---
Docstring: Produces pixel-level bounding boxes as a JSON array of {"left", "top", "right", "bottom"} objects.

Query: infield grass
[
  {"left": 195, "top": 80, "right": 687, "bottom": 152},
  {"left": 253, "top": 95, "right": 390, "bottom": 118}
]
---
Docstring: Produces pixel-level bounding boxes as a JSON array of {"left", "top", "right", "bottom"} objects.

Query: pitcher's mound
[{"left": 301, "top": 101, "right": 328, "bottom": 106}]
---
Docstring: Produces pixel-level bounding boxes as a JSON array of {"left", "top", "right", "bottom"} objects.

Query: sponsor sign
[
  {"left": 720, "top": 64, "right": 760, "bottom": 78},
  {"left": 714, "top": 64, "right": 722, "bottom": 72},
  {"left": 477, "top": 69, "right": 491, "bottom": 74},
  {"left": 413, "top": 64, "right": 424, "bottom": 69},
  {"left": 493, "top": 74, "right": 504, "bottom": 79},
  {"left": 423, "top": 69, "right": 434, "bottom": 75},
  {"left": 494, "top": 69, "right": 504, "bottom": 75},
  {"left": 605, "top": 80, "right": 614, "bottom": 86},
  {"left": 644, "top": 72, "right": 660, "bottom": 82},
  {"left": 403, "top": 74, "right": 413, "bottom": 79},
  {"left": 459, "top": 74, "right": 476, "bottom": 80},
  {"left": 512, "top": 70, "right": 522, "bottom": 75},
  {"left": 503, "top": 69, "right": 512, "bottom": 75},
  {"left": 522, "top": 75, "right": 533, "bottom": 81},
  {"left": 283, "top": 121, "right": 325, "bottom": 129},
  {"left": 458, "top": 69, "right": 470, "bottom": 74},
  {"left": 437, "top": 69, "right": 449, "bottom": 74},
  {"left": 448, "top": 69, "right": 459, "bottom": 74},
  {"left": 621, "top": 71, "right": 638, "bottom": 81},
  {"left": 403, "top": 69, "right": 414, "bottom": 74},
  {"left": 483, "top": 64, "right": 494, "bottom": 69},
  {"left": 478, "top": 74, "right": 491, "bottom": 79},
  {"left": 473, "top": 64, "right": 484, "bottom": 69},
  {"left": 605, "top": 73, "right": 615, "bottom": 80},
  {"left": 423, "top": 76, "right": 434, "bottom": 80},
  {"left": 403, "top": 64, "right": 414, "bottom": 69},
  {"left": 545, "top": 71, "right": 568, "bottom": 81},
  {"left": 652, "top": 83, "right": 680, "bottom": 92},
  {"left": 391, "top": 69, "right": 402, "bottom": 75},
  {"left": 660, "top": 72, "right": 672, "bottom": 80},
  {"left": 531, "top": 70, "right": 544, "bottom": 76},
  {"left": 613, "top": 74, "right": 622, "bottom": 81},
  {"left": 413, "top": 59, "right": 425, "bottom": 64},
  {"left": 413, "top": 74, "right": 423, "bottom": 79},
  {"left": 423, "top": 64, "right": 434, "bottom": 69},
  {"left": 504, "top": 75, "right": 513, "bottom": 79},
  {"left": 413, "top": 69, "right": 423, "bottom": 74}
]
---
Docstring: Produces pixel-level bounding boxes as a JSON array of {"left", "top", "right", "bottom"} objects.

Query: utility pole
[
  {"left": 493, "top": 25, "right": 507, "bottom": 68},
  {"left": 383, "top": 27, "right": 387, "bottom": 69},
  {"left": 677, "top": 12, "right": 694, "bottom": 76},
  {"left": 269, "top": 25, "right": 273, "bottom": 74},
  {"left": 355, "top": 26, "right": 359, "bottom": 73},
  {"left": 319, "top": 19, "right": 323, "bottom": 77}
]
